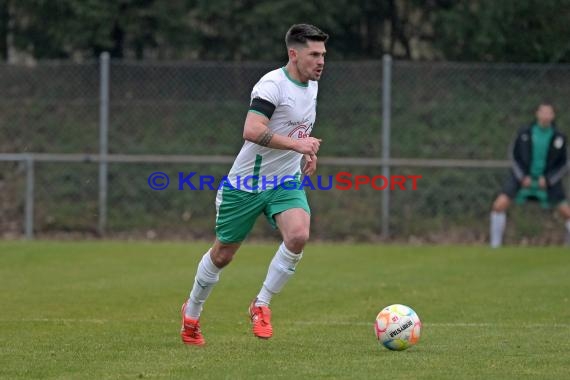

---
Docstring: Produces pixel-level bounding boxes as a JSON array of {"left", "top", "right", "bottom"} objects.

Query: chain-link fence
[
  {"left": 389, "top": 62, "right": 570, "bottom": 244},
  {"left": 1, "top": 57, "right": 570, "bottom": 244}
]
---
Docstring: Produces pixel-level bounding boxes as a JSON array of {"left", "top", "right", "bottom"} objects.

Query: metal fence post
[
  {"left": 98, "top": 52, "right": 110, "bottom": 236},
  {"left": 381, "top": 54, "right": 392, "bottom": 239},
  {"left": 24, "top": 155, "right": 34, "bottom": 240}
]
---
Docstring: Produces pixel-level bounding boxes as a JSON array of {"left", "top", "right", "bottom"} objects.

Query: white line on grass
[
  {"left": 296, "top": 321, "right": 570, "bottom": 328},
  {"left": 1, "top": 319, "right": 569, "bottom": 328}
]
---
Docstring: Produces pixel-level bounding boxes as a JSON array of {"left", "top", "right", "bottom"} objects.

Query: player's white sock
[
  {"left": 185, "top": 249, "right": 222, "bottom": 319},
  {"left": 565, "top": 220, "right": 570, "bottom": 233},
  {"left": 490, "top": 211, "right": 506, "bottom": 248},
  {"left": 255, "top": 242, "right": 303, "bottom": 307},
  {"left": 564, "top": 220, "right": 570, "bottom": 245}
]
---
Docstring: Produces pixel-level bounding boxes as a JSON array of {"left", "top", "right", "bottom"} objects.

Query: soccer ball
[{"left": 374, "top": 304, "right": 421, "bottom": 351}]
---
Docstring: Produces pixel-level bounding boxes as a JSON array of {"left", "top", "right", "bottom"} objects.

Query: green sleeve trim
[{"left": 248, "top": 109, "right": 270, "bottom": 118}]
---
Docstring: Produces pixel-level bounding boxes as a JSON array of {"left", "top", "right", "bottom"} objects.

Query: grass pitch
[{"left": 1, "top": 241, "right": 569, "bottom": 379}]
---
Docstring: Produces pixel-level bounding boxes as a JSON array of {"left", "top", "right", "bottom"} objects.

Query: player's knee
[
  {"left": 492, "top": 195, "right": 510, "bottom": 212},
  {"left": 284, "top": 228, "right": 310, "bottom": 252},
  {"left": 210, "top": 251, "right": 233, "bottom": 268},
  {"left": 210, "top": 246, "right": 236, "bottom": 268},
  {"left": 557, "top": 204, "right": 570, "bottom": 219}
]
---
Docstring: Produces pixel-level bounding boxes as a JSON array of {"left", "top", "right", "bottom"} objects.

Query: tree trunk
[
  {"left": 110, "top": 22, "right": 125, "bottom": 59},
  {"left": 0, "top": 0, "right": 9, "bottom": 61},
  {"left": 389, "top": 0, "right": 411, "bottom": 59}
]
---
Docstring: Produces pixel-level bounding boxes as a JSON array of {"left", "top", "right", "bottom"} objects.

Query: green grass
[{"left": 1, "top": 241, "right": 569, "bottom": 379}]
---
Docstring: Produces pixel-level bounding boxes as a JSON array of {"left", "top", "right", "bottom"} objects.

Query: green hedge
[{"left": 2, "top": 61, "right": 570, "bottom": 242}]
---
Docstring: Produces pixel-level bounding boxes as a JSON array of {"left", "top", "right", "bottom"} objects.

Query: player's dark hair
[
  {"left": 537, "top": 101, "right": 555, "bottom": 111},
  {"left": 285, "top": 24, "right": 329, "bottom": 48}
]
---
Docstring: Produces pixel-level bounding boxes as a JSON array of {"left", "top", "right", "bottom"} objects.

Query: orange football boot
[
  {"left": 248, "top": 299, "right": 273, "bottom": 339},
  {"left": 180, "top": 302, "right": 205, "bottom": 346}
]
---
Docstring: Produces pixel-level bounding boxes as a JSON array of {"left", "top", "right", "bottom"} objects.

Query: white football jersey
[{"left": 225, "top": 67, "right": 319, "bottom": 192}]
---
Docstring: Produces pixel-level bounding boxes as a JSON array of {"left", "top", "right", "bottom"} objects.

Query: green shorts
[
  {"left": 214, "top": 181, "right": 310, "bottom": 244},
  {"left": 515, "top": 187, "right": 550, "bottom": 209}
]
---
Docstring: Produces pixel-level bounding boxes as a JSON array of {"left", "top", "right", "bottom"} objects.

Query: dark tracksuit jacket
[{"left": 509, "top": 124, "right": 568, "bottom": 187}]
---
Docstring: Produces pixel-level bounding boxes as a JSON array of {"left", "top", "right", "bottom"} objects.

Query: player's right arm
[
  {"left": 242, "top": 111, "right": 321, "bottom": 155},
  {"left": 510, "top": 127, "right": 530, "bottom": 186}
]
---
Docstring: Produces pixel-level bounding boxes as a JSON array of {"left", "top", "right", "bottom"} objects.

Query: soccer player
[
  {"left": 180, "top": 24, "right": 329, "bottom": 345},
  {"left": 490, "top": 102, "right": 570, "bottom": 248}
]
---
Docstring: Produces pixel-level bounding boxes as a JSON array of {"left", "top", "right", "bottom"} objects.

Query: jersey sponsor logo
[
  {"left": 288, "top": 124, "right": 313, "bottom": 139},
  {"left": 285, "top": 117, "right": 312, "bottom": 128},
  {"left": 285, "top": 117, "right": 314, "bottom": 138}
]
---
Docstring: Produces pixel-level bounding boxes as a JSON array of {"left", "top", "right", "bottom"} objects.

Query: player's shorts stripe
[{"left": 252, "top": 154, "right": 262, "bottom": 191}]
